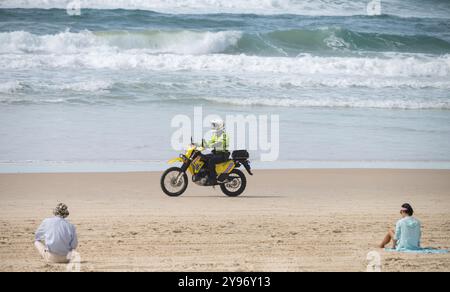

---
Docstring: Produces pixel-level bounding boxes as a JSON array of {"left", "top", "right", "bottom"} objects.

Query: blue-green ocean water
[{"left": 0, "top": 1, "right": 450, "bottom": 171}]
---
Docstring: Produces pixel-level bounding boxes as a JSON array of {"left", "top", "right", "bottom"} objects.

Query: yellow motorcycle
[{"left": 160, "top": 141, "right": 252, "bottom": 197}]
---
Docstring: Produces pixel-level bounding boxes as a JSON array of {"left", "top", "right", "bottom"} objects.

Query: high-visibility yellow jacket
[{"left": 207, "top": 131, "right": 229, "bottom": 152}]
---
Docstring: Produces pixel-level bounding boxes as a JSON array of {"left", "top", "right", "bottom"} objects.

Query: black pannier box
[{"left": 232, "top": 150, "right": 249, "bottom": 160}]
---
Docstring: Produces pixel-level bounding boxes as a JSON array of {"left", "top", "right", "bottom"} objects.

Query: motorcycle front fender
[{"left": 168, "top": 157, "right": 183, "bottom": 164}]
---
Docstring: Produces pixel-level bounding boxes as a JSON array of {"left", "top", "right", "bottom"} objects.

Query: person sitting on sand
[
  {"left": 379, "top": 203, "right": 421, "bottom": 250},
  {"left": 34, "top": 203, "right": 78, "bottom": 263}
]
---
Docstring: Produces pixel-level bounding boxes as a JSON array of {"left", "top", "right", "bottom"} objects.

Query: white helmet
[{"left": 210, "top": 119, "right": 224, "bottom": 132}]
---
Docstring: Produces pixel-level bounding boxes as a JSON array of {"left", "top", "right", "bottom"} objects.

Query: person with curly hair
[{"left": 34, "top": 203, "right": 78, "bottom": 263}]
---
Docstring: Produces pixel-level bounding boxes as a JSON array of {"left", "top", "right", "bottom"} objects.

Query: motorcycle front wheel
[
  {"left": 161, "top": 167, "right": 188, "bottom": 197},
  {"left": 220, "top": 169, "right": 247, "bottom": 197}
]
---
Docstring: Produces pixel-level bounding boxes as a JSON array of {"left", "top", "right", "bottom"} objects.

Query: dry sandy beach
[{"left": 0, "top": 169, "right": 449, "bottom": 272}]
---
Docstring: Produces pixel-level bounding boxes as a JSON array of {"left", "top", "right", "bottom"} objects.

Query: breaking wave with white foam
[
  {"left": 0, "top": 30, "right": 242, "bottom": 55},
  {"left": 2, "top": 0, "right": 450, "bottom": 18},
  {"left": 0, "top": 0, "right": 381, "bottom": 16},
  {"left": 2, "top": 49, "right": 449, "bottom": 79},
  {"left": 1, "top": 28, "right": 449, "bottom": 110},
  {"left": 2, "top": 27, "right": 449, "bottom": 58}
]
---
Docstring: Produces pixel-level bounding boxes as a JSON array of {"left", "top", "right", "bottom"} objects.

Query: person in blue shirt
[
  {"left": 379, "top": 203, "right": 421, "bottom": 250},
  {"left": 34, "top": 203, "right": 78, "bottom": 263}
]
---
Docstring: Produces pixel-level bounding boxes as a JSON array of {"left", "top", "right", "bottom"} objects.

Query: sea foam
[
  {"left": 2, "top": 0, "right": 450, "bottom": 18},
  {"left": 0, "top": 30, "right": 242, "bottom": 55},
  {"left": 1, "top": 49, "right": 449, "bottom": 79},
  {"left": 0, "top": 0, "right": 374, "bottom": 16}
]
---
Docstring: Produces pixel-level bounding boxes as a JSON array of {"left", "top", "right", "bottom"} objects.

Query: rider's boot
[{"left": 207, "top": 174, "right": 217, "bottom": 186}]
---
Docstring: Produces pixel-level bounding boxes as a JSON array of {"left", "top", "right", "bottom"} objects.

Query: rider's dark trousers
[{"left": 203, "top": 152, "right": 228, "bottom": 179}]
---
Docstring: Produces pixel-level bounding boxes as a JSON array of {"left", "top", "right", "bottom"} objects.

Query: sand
[{"left": 0, "top": 169, "right": 449, "bottom": 272}]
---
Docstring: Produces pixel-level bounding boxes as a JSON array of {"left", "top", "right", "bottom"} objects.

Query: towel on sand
[{"left": 385, "top": 248, "right": 448, "bottom": 254}]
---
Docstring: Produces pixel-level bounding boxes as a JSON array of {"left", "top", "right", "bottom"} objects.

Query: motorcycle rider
[{"left": 203, "top": 119, "right": 229, "bottom": 184}]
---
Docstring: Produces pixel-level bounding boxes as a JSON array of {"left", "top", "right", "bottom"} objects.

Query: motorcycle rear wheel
[
  {"left": 220, "top": 169, "right": 246, "bottom": 197},
  {"left": 161, "top": 167, "right": 188, "bottom": 197}
]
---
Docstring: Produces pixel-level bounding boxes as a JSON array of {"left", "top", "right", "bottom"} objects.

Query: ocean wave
[
  {"left": 96, "top": 30, "right": 242, "bottom": 54},
  {"left": 4, "top": 76, "right": 449, "bottom": 97},
  {"left": 3, "top": 93, "right": 448, "bottom": 109},
  {"left": 1, "top": 29, "right": 449, "bottom": 57},
  {"left": 249, "top": 28, "right": 450, "bottom": 55},
  {"left": 195, "top": 96, "right": 450, "bottom": 109},
  {"left": 175, "top": 76, "right": 450, "bottom": 90},
  {"left": 0, "top": 81, "right": 24, "bottom": 93},
  {"left": 1, "top": 74, "right": 449, "bottom": 109},
  {"left": 1, "top": 51, "right": 449, "bottom": 78},
  {"left": 0, "top": 30, "right": 242, "bottom": 55},
  {"left": 0, "top": 0, "right": 381, "bottom": 16},
  {"left": 248, "top": 77, "right": 450, "bottom": 90},
  {"left": 1, "top": 0, "right": 450, "bottom": 18},
  {"left": 45, "top": 80, "right": 113, "bottom": 92}
]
